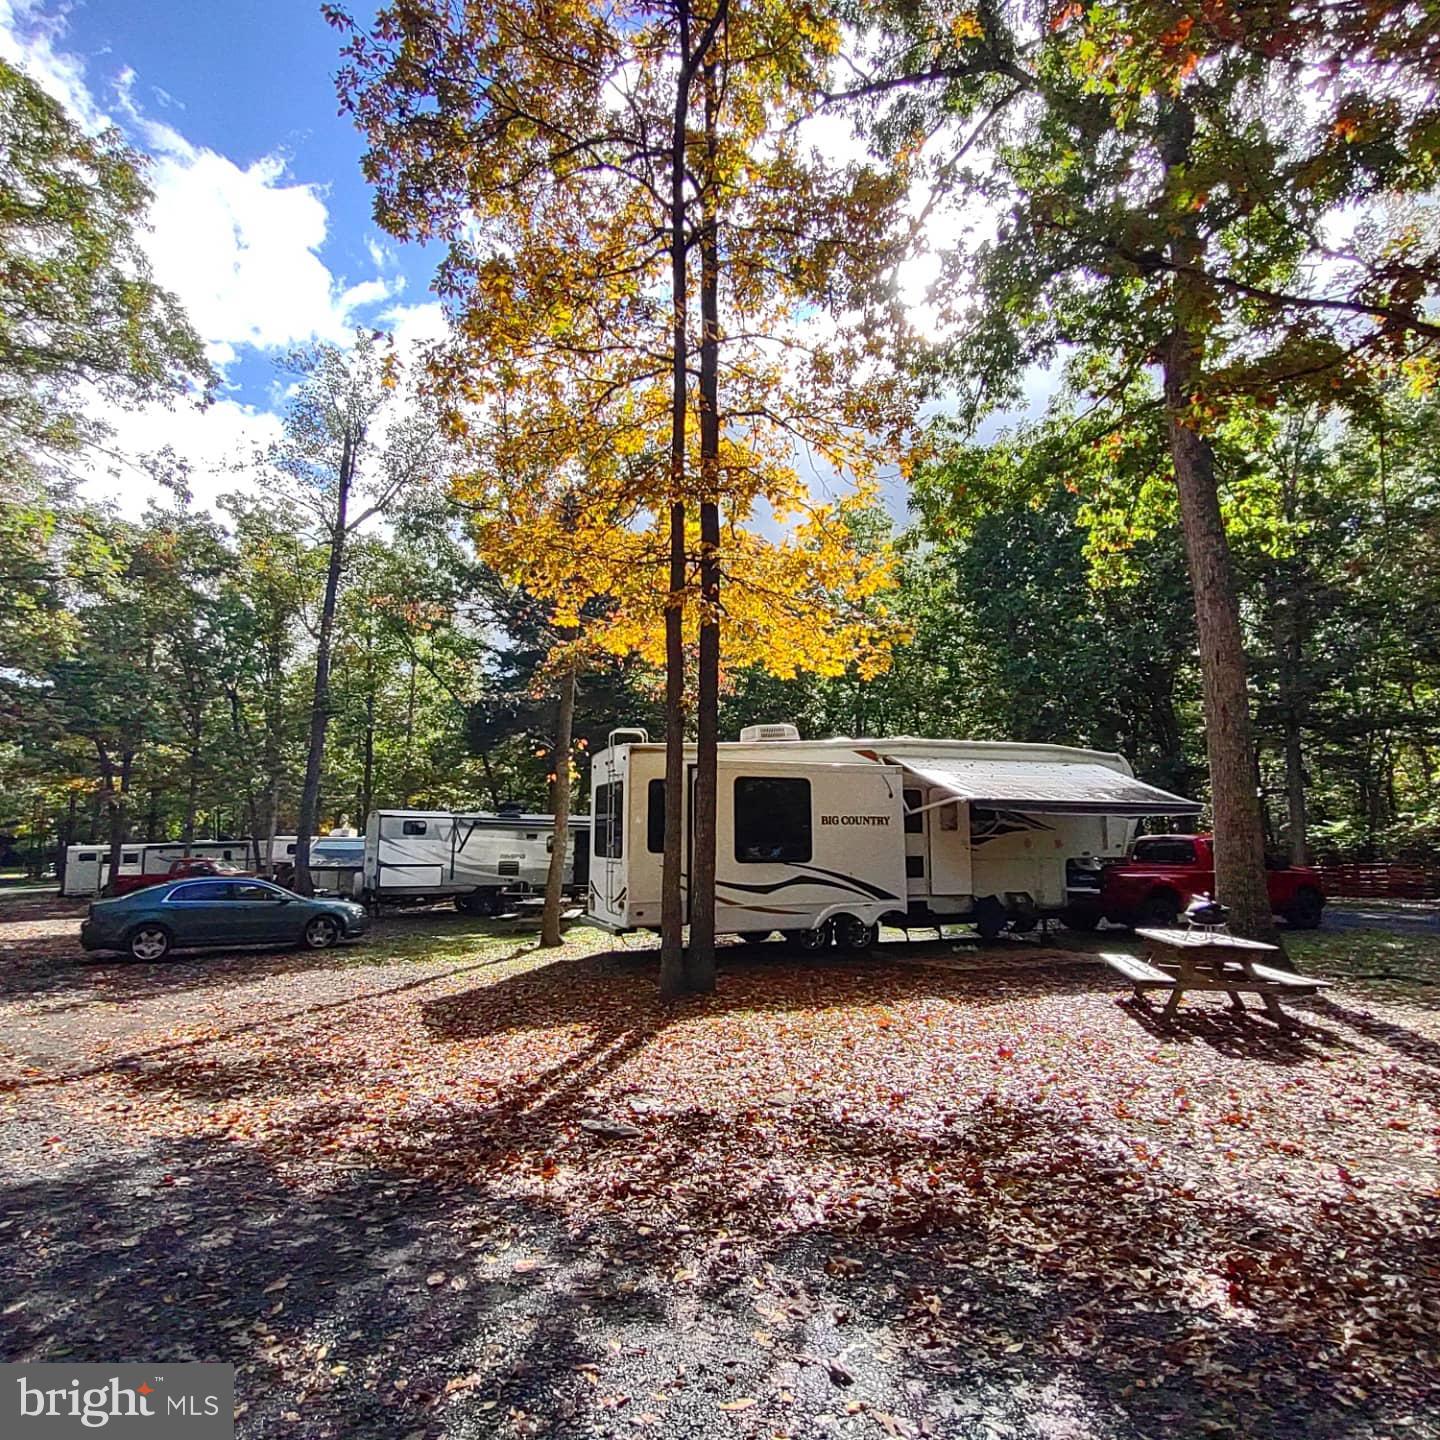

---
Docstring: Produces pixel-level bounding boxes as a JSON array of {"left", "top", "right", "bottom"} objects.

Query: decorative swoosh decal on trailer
[{"left": 716, "top": 870, "right": 899, "bottom": 904}]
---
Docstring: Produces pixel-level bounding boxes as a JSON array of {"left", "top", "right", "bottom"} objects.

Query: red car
[
  {"left": 1072, "top": 834, "right": 1325, "bottom": 930},
  {"left": 109, "top": 856, "right": 252, "bottom": 896}
]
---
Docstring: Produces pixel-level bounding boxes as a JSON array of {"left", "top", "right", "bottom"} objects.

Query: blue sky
[
  {"left": 0, "top": 0, "right": 446, "bottom": 511},
  {"left": 0, "top": 0, "right": 1055, "bottom": 521}
]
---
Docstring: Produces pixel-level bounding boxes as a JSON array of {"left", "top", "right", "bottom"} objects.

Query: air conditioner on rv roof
[{"left": 739, "top": 723, "right": 801, "bottom": 743}]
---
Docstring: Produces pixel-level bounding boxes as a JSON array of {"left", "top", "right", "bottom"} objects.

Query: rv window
[
  {"left": 647, "top": 779, "right": 665, "bottom": 853},
  {"left": 1131, "top": 838, "right": 1196, "bottom": 866},
  {"left": 122, "top": 852, "right": 140, "bottom": 864},
  {"left": 78, "top": 853, "right": 97, "bottom": 862},
  {"left": 402, "top": 820, "right": 428, "bottom": 836},
  {"left": 906, "top": 855, "right": 925, "bottom": 879},
  {"left": 595, "top": 781, "right": 624, "bottom": 859},
  {"left": 902, "top": 790, "right": 923, "bottom": 834},
  {"left": 734, "top": 777, "right": 811, "bottom": 864}
]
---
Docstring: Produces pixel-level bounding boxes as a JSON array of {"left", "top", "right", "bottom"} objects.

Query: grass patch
[{"left": 1288, "top": 926, "right": 1440, "bottom": 1000}]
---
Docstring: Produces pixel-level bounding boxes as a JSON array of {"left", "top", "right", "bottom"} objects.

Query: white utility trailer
[
  {"left": 587, "top": 726, "right": 1200, "bottom": 946},
  {"left": 60, "top": 839, "right": 258, "bottom": 897},
  {"left": 361, "top": 809, "right": 591, "bottom": 912}
]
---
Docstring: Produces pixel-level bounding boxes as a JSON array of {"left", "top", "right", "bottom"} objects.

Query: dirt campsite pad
[{"left": 1, "top": 893, "right": 1437, "bottom": 1439}]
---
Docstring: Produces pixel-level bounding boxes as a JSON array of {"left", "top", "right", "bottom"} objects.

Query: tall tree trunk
[
  {"left": 182, "top": 707, "right": 202, "bottom": 851},
  {"left": 361, "top": 663, "right": 376, "bottom": 823},
  {"left": 659, "top": 0, "right": 696, "bottom": 998},
  {"left": 1159, "top": 100, "right": 1279, "bottom": 948},
  {"left": 687, "top": 54, "right": 723, "bottom": 994},
  {"left": 101, "top": 748, "right": 133, "bottom": 897},
  {"left": 404, "top": 657, "right": 417, "bottom": 804},
  {"left": 262, "top": 630, "right": 285, "bottom": 877},
  {"left": 57, "top": 791, "right": 77, "bottom": 891},
  {"left": 540, "top": 657, "right": 579, "bottom": 948},
  {"left": 294, "top": 429, "right": 355, "bottom": 896}
]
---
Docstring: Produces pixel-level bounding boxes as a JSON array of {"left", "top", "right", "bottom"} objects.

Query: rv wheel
[
  {"left": 738, "top": 930, "right": 774, "bottom": 946},
  {"left": 785, "top": 922, "right": 832, "bottom": 953},
  {"left": 832, "top": 915, "right": 879, "bottom": 952}
]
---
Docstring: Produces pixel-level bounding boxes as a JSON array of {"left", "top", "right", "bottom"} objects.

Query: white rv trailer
[
  {"left": 588, "top": 726, "right": 1201, "bottom": 945},
  {"left": 61, "top": 839, "right": 258, "bottom": 897},
  {"left": 362, "top": 809, "right": 591, "bottom": 911}
]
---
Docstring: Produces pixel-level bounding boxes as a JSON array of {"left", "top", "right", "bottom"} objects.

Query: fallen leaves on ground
[{"left": 2, "top": 895, "right": 1438, "bottom": 1436}]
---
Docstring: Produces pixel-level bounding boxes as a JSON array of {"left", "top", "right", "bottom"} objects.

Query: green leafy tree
[
  {"left": 0, "top": 60, "right": 211, "bottom": 477},
  {"left": 846, "top": 0, "right": 1440, "bottom": 938}
]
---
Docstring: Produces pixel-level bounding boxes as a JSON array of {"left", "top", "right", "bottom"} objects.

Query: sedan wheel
[
  {"left": 304, "top": 915, "right": 340, "bottom": 950},
  {"left": 129, "top": 925, "right": 171, "bottom": 962}
]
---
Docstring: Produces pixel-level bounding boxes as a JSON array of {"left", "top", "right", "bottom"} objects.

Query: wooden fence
[{"left": 1318, "top": 863, "right": 1440, "bottom": 901}]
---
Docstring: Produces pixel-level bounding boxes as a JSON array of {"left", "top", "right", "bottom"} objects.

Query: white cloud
[
  {"left": 94, "top": 394, "right": 287, "bottom": 519},
  {"left": 0, "top": 0, "right": 449, "bottom": 520}
]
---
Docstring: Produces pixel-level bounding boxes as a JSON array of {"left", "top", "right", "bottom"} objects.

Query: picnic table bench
[{"left": 1101, "top": 927, "right": 1332, "bottom": 1027}]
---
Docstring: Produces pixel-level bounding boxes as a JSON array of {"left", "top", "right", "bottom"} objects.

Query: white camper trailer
[
  {"left": 362, "top": 809, "right": 591, "bottom": 911},
  {"left": 587, "top": 726, "right": 1200, "bottom": 946},
  {"left": 61, "top": 839, "right": 257, "bottom": 897}
]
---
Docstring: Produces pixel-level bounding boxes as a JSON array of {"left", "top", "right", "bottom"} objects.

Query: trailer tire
[
  {"left": 458, "top": 889, "right": 500, "bottom": 917},
  {"left": 832, "top": 915, "right": 879, "bottom": 952},
  {"left": 738, "top": 930, "right": 774, "bottom": 945},
  {"left": 785, "top": 922, "right": 832, "bottom": 953},
  {"left": 973, "top": 895, "right": 1007, "bottom": 942}
]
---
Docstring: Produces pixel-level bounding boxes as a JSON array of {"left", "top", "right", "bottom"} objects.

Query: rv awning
[{"left": 886, "top": 755, "right": 1202, "bottom": 817}]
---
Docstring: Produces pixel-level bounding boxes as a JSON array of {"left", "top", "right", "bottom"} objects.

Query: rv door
[
  {"left": 594, "top": 771, "right": 625, "bottom": 915},
  {"left": 927, "top": 795, "right": 972, "bottom": 895}
]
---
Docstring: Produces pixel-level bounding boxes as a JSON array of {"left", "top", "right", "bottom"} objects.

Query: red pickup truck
[
  {"left": 110, "top": 856, "right": 251, "bottom": 896},
  {"left": 1071, "top": 834, "right": 1325, "bottom": 931}
]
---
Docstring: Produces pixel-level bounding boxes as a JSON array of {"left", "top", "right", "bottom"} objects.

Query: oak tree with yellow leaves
[{"left": 330, "top": 0, "right": 917, "bottom": 990}]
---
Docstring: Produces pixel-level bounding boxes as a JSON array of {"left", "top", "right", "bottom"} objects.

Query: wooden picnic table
[{"left": 1101, "top": 927, "right": 1331, "bottom": 1027}]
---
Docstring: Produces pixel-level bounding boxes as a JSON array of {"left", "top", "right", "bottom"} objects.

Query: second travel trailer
[
  {"left": 587, "top": 726, "right": 1200, "bottom": 945},
  {"left": 61, "top": 839, "right": 258, "bottom": 897},
  {"left": 361, "top": 808, "right": 591, "bottom": 911}
]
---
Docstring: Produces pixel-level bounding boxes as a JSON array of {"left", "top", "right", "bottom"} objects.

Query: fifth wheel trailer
[
  {"left": 587, "top": 726, "right": 1200, "bottom": 946},
  {"left": 362, "top": 809, "right": 591, "bottom": 911}
]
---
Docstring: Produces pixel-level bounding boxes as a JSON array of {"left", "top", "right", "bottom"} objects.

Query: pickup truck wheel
[
  {"left": 128, "top": 924, "right": 171, "bottom": 962},
  {"left": 1137, "top": 892, "right": 1180, "bottom": 928},
  {"left": 304, "top": 915, "right": 340, "bottom": 950},
  {"left": 1285, "top": 887, "right": 1324, "bottom": 930},
  {"left": 1061, "top": 906, "right": 1101, "bottom": 933}
]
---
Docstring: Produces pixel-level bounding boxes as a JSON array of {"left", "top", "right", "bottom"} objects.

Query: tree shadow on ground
[
  {"left": 422, "top": 946, "right": 1357, "bottom": 1071},
  {"left": 0, "top": 910, "right": 535, "bottom": 1012},
  {"left": 2, "top": 1096, "right": 1434, "bottom": 1439},
  {"left": 1306, "top": 994, "right": 1440, "bottom": 1069},
  {"left": 0, "top": 947, "right": 539, "bottom": 1094}
]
